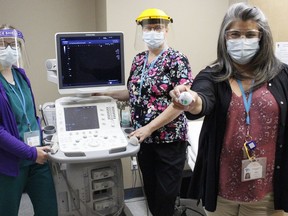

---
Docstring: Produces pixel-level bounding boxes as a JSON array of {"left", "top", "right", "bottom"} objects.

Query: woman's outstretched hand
[{"left": 170, "top": 84, "right": 202, "bottom": 114}]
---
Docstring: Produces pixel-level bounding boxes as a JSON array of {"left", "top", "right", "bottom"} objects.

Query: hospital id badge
[
  {"left": 24, "top": 130, "right": 41, "bottom": 147},
  {"left": 241, "top": 157, "right": 267, "bottom": 182}
]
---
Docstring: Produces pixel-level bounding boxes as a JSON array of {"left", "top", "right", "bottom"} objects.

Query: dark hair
[{"left": 211, "top": 3, "right": 283, "bottom": 88}]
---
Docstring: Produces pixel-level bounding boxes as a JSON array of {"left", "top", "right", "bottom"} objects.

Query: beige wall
[
  {"left": 249, "top": 0, "right": 288, "bottom": 43},
  {"left": 1, "top": 0, "right": 229, "bottom": 189},
  {"left": 106, "top": 0, "right": 229, "bottom": 78}
]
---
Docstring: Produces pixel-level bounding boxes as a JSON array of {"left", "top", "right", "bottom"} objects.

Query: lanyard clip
[
  {"left": 243, "top": 139, "right": 256, "bottom": 161},
  {"left": 246, "top": 140, "right": 256, "bottom": 151}
]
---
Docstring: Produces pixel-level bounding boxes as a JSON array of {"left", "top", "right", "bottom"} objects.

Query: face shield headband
[{"left": 0, "top": 29, "right": 25, "bottom": 41}]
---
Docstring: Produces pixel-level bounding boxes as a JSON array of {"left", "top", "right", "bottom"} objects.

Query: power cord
[{"left": 39, "top": 104, "right": 48, "bottom": 126}]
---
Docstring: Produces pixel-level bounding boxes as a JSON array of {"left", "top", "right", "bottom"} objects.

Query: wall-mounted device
[
  {"left": 41, "top": 102, "right": 56, "bottom": 127},
  {"left": 45, "top": 59, "right": 57, "bottom": 84}
]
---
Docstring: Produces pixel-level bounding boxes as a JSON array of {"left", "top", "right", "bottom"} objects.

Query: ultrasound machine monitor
[{"left": 55, "top": 32, "right": 125, "bottom": 96}]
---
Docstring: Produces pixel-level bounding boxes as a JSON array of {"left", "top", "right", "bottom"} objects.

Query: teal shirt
[{"left": 0, "top": 68, "right": 40, "bottom": 166}]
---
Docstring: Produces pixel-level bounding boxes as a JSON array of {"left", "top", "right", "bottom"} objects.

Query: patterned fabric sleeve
[{"left": 168, "top": 50, "right": 193, "bottom": 87}]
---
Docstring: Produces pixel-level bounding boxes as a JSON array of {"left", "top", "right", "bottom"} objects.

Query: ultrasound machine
[{"left": 43, "top": 32, "right": 139, "bottom": 216}]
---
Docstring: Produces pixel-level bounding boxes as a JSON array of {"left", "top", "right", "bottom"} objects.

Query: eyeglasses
[
  {"left": 225, "top": 29, "right": 262, "bottom": 39},
  {"left": 0, "top": 41, "right": 21, "bottom": 50},
  {"left": 142, "top": 24, "right": 166, "bottom": 32}
]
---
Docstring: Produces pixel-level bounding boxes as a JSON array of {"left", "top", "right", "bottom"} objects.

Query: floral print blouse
[{"left": 127, "top": 47, "right": 193, "bottom": 144}]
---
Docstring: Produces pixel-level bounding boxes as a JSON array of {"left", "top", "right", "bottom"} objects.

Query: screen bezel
[{"left": 55, "top": 31, "right": 126, "bottom": 96}]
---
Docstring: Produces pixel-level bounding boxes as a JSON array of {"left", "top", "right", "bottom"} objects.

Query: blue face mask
[
  {"left": 142, "top": 30, "right": 165, "bottom": 50},
  {"left": 226, "top": 38, "right": 260, "bottom": 65}
]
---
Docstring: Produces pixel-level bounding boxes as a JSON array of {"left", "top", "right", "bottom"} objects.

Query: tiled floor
[
  {"left": 19, "top": 193, "right": 34, "bottom": 216},
  {"left": 124, "top": 197, "right": 151, "bottom": 216},
  {"left": 20, "top": 194, "right": 206, "bottom": 216},
  {"left": 125, "top": 197, "right": 206, "bottom": 216}
]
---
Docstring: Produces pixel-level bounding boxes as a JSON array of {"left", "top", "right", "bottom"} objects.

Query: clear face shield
[
  {"left": 0, "top": 28, "right": 29, "bottom": 71},
  {"left": 134, "top": 19, "right": 174, "bottom": 51}
]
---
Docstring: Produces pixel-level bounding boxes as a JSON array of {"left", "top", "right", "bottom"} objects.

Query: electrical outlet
[{"left": 130, "top": 157, "right": 138, "bottom": 170}]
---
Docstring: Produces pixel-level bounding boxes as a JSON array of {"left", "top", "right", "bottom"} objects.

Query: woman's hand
[
  {"left": 35, "top": 146, "right": 50, "bottom": 164},
  {"left": 128, "top": 125, "right": 153, "bottom": 143},
  {"left": 170, "top": 84, "right": 202, "bottom": 114}
]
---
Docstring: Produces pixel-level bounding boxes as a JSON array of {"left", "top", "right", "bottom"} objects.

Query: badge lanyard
[
  {"left": 237, "top": 80, "right": 267, "bottom": 181},
  {"left": 8, "top": 70, "right": 31, "bottom": 132},
  {"left": 237, "top": 80, "right": 256, "bottom": 161},
  {"left": 139, "top": 49, "right": 166, "bottom": 97}
]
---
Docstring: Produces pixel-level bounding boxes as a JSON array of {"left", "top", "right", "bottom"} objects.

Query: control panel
[{"left": 55, "top": 96, "right": 127, "bottom": 153}]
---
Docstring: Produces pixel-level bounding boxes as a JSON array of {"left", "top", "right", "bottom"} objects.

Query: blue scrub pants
[
  {"left": 0, "top": 162, "right": 58, "bottom": 216},
  {"left": 137, "top": 141, "right": 187, "bottom": 216}
]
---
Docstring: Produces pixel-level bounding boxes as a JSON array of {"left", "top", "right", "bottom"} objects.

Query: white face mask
[
  {"left": 0, "top": 46, "right": 20, "bottom": 68},
  {"left": 142, "top": 30, "right": 165, "bottom": 50},
  {"left": 226, "top": 38, "right": 260, "bottom": 65}
]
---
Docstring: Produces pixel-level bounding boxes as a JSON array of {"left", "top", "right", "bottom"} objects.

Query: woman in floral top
[
  {"left": 101, "top": 8, "right": 192, "bottom": 216},
  {"left": 128, "top": 46, "right": 192, "bottom": 144}
]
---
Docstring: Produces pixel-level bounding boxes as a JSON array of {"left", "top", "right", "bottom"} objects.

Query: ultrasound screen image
[{"left": 64, "top": 106, "right": 99, "bottom": 131}]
